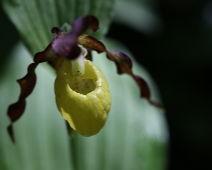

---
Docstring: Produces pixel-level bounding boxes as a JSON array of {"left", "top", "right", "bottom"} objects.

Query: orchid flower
[{"left": 7, "top": 15, "right": 163, "bottom": 142}]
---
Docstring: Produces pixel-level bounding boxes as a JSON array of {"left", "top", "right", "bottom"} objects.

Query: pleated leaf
[
  {"left": 0, "top": 43, "right": 72, "bottom": 170},
  {"left": 0, "top": 39, "right": 168, "bottom": 170},
  {"left": 1, "top": 0, "right": 168, "bottom": 169},
  {"left": 70, "top": 39, "right": 168, "bottom": 170},
  {"left": 2, "top": 0, "right": 115, "bottom": 55}
]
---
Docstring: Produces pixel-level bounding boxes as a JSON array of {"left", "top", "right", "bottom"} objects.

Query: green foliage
[
  {"left": 0, "top": 0, "right": 168, "bottom": 169},
  {"left": 0, "top": 39, "right": 168, "bottom": 170},
  {"left": 2, "top": 0, "right": 115, "bottom": 55}
]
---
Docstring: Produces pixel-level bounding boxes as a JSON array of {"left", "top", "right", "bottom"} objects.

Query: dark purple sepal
[
  {"left": 52, "top": 15, "right": 99, "bottom": 60},
  {"left": 34, "top": 43, "right": 57, "bottom": 63},
  {"left": 7, "top": 63, "right": 37, "bottom": 142},
  {"left": 133, "top": 75, "right": 150, "bottom": 99},
  {"left": 106, "top": 50, "right": 132, "bottom": 74},
  {"left": 71, "top": 15, "right": 99, "bottom": 35},
  {"left": 106, "top": 50, "right": 163, "bottom": 109},
  {"left": 7, "top": 44, "right": 58, "bottom": 142},
  {"left": 52, "top": 31, "right": 81, "bottom": 60},
  {"left": 78, "top": 34, "right": 106, "bottom": 53}
]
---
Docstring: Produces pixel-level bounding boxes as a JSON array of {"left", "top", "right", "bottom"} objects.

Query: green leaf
[
  {"left": 2, "top": 0, "right": 115, "bottom": 55},
  {"left": 1, "top": 1, "right": 167, "bottom": 169},
  {"left": 0, "top": 39, "right": 168, "bottom": 169},
  {"left": 0, "top": 43, "right": 72, "bottom": 170},
  {"left": 69, "top": 38, "right": 168, "bottom": 170},
  {"left": 114, "top": 0, "right": 162, "bottom": 35}
]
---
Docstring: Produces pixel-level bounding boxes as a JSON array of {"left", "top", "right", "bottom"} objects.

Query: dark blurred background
[
  {"left": 108, "top": 0, "right": 212, "bottom": 170},
  {"left": 1, "top": 0, "right": 212, "bottom": 169}
]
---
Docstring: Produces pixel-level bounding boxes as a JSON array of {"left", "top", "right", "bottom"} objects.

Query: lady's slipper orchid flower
[
  {"left": 7, "top": 15, "right": 163, "bottom": 142},
  {"left": 55, "top": 48, "right": 111, "bottom": 136}
]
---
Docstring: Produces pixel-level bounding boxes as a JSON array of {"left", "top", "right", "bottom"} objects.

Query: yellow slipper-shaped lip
[{"left": 55, "top": 58, "right": 111, "bottom": 136}]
